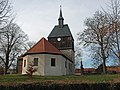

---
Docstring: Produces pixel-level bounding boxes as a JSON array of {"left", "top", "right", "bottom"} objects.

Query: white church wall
[
  {"left": 22, "top": 55, "right": 28, "bottom": 74},
  {"left": 60, "top": 49, "right": 75, "bottom": 75},
  {"left": 22, "top": 54, "right": 45, "bottom": 75},
  {"left": 44, "top": 54, "right": 66, "bottom": 76}
]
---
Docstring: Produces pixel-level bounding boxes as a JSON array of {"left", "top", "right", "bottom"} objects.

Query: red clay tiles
[{"left": 26, "top": 37, "right": 62, "bottom": 55}]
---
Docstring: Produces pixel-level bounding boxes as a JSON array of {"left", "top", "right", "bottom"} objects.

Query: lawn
[{"left": 0, "top": 74, "right": 120, "bottom": 85}]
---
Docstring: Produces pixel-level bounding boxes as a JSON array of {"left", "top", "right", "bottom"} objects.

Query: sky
[{"left": 11, "top": 0, "right": 110, "bottom": 68}]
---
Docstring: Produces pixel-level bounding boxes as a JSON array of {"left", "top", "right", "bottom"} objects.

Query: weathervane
[
  {"left": 60, "top": 5, "right": 62, "bottom": 8},
  {"left": 59, "top": 0, "right": 62, "bottom": 9}
]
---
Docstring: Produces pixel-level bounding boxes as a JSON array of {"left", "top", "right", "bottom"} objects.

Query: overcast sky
[{"left": 12, "top": 0, "right": 110, "bottom": 68}]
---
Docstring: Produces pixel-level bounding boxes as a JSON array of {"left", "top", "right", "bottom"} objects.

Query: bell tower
[{"left": 48, "top": 6, "right": 75, "bottom": 74}]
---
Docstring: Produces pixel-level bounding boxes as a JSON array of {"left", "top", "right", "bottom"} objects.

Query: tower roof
[
  {"left": 48, "top": 24, "right": 73, "bottom": 38},
  {"left": 24, "top": 37, "right": 63, "bottom": 55},
  {"left": 48, "top": 6, "right": 73, "bottom": 38}
]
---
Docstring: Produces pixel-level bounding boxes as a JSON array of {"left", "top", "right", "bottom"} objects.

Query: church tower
[{"left": 48, "top": 6, "right": 75, "bottom": 74}]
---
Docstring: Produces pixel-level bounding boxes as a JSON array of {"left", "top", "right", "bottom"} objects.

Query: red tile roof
[
  {"left": 107, "top": 66, "right": 120, "bottom": 73},
  {"left": 84, "top": 68, "right": 95, "bottom": 72},
  {"left": 75, "top": 68, "right": 95, "bottom": 73},
  {"left": 25, "top": 37, "right": 63, "bottom": 55}
]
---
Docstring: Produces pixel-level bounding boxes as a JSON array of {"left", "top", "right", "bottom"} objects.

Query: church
[{"left": 18, "top": 7, "right": 75, "bottom": 76}]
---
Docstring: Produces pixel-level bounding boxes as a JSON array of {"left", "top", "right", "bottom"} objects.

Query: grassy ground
[{"left": 0, "top": 74, "right": 120, "bottom": 85}]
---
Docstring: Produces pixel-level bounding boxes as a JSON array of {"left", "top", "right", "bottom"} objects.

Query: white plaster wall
[
  {"left": 60, "top": 49, "right": 75, "bottom": 75},
  {"left": 66, "top": 59, "right": 73, "bottom": 75},
  {"left": 22, "top": 55, "right": 28, "bottom": 74},
  {"left": 60, "top": 56, "right": 67, "bottom": 75},
  {"left": 22, "top": 54, "right": 45, "bottom": 75},
  {"left": 44, "top": 54, "right": 66, "bottom": 76},
  {"left": 22, "top": 53, "right": 73, "bottom": 76}
]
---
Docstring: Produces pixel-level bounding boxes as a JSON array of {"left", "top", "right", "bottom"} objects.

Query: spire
[
  {"left": 58, "top": 5, "right": 64, "bottom": 28},
  {"left": 59, "top": 5, "right": 64, "bottom": 20}
]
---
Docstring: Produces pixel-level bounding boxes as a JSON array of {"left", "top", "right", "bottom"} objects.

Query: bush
[
  {"left": 0, "top": 67, "right": 4, "bottom": 75},
  {"left": 0, "top": 83, "right": 120, "bottom": 90},
  {"left": 26, "top": 63, "right": 37, "bottom": 78}
]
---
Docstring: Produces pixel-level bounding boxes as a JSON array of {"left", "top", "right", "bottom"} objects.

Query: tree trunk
[
  {"left": 115, "top": 22, "right": 120, "bottom": 66},
  {"left": 5, "top": 63, "right": 8, "bottom": 74},
  {"left": 118, "top": 51, "right": 120, "bottom": 66},
  {"left": 101, "top": 39, "right": 107, "bottom": 74},
  {"left": 102, "top": 52, "right": 107, "bottom": 74},
  {"left": 102, "top": 58, "right": 107, "bottom": 74},
  {"left": 5, "top": 54, "right": 9, "bottom": 74}
]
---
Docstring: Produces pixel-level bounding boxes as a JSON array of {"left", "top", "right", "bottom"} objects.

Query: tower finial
[
  {"left": 60, "top": 5, "right": 62, "bottom": 11},
  {"left": 59, "top": 5, "right": 63, "bottom": 18},
  {"left": 58, "top": 5, "right": 64, "bottom": 28}
]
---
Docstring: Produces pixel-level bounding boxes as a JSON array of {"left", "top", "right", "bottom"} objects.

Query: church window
[
  {"left": 65, "top": 60, "right": 67, "bottom": 68},
  {"left": 24, "top": 60, "right": 26, "bottom": 67},
  {"left": 51, "top": 58, "right": 56, "bottom": 66},
  {"left": 34, "top": 58, "right": 38, "bottom": 66}
]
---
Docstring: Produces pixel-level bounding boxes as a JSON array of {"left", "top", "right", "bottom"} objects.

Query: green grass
[{"left": 0, "top": 74, "right": 120, "bottom": 85}]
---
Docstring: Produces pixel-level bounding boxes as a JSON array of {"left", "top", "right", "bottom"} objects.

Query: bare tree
[
  {"left": 78, "top": 11, "right": 111, "bottom": 74},
  {"left": 103, "top": 0, "right": 120, "bottom": 66},
  {"left": 75, "top": 41, "right": 82, "bottom": 68},
  {"left": 75, "top": 46, "right": 82, "bottom": 68},
  {"left": 0, "top": 22, "right": 28, "bottom": 73},
  {"left": 0, "top": 0, "right": 12, "bottom": 32},
  {"left": 23, "top": 41, "right": 36, "bottom": 52}
]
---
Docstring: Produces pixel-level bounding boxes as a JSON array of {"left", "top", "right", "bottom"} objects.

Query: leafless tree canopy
[
  {"left": 23, "top": 41, "right": 36, "bottom": 52},
  {"left": 0, "top": 22, "right": 28, "bottom": 73},
  {"left": 75, "top": 45, "right": 82, "bottom": 67},
  {"left": 0, "top": 0, "right": 12, "bottom": 30},
  {"left": 78, "top": 11, "right": 112, "bottom": 73},
  {"left": 77, "top": 0, "right": 120, "bottom": 73},
  {"left": 105, "top": 0, "right": 120, "bottom": 65}
]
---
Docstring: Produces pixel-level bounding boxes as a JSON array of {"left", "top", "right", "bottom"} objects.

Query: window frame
[
  {"left": 65, "top": 60, "right": 67, "bottom": 68},
  {"left": 24, "top": 60, "right": 26, "bottom": 67},
  {"left": 51, "top": 58, "right": 56, "bottom": 67},
  {"left": 34, "top": 58, "right": 38, "bottom": 66}
]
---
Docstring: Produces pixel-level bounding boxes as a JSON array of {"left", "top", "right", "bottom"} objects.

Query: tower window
[
  {"left": 34, "top": 58, "right": 38, "bottom": 66},
  {"left": 51, "top": 58, "right": 56, "bottom": 66}
]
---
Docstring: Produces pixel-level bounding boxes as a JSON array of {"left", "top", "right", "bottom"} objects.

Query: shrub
[{"left": 26, "top": 63, "right": 37, "bottom": 78}]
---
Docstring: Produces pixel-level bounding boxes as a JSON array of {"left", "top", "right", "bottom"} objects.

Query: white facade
[
  {"left": 22, "top": 53, "right": 73, "bottom": 76},
  {"left": 60, "top": 49, "right": 75, "bottom": 75}
]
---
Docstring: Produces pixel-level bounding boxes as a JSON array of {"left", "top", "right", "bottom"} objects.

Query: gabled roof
[
  {"left": 48, "top": 24, "right": 73, "bottom": 38},
  {"left": 24, "top": 37, "right": 63, "bottom": 55}
]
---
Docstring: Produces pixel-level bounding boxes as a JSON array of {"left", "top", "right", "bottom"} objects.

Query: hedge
[{"left": 0, "top": 83, "right": 120, "bottom": 90}]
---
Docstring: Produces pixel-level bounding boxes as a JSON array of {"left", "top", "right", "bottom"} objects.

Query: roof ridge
[
  {"left": 25, "top": 37, "right": 63, "bottom": 55},
  {"left": 43, "top": 38, "right": 45, "bottom": 51},
  {"left": 44, "top": 38, "right": 63, "bottom": 54},
  {"left": 27, "top": 38, "right": 43, "bottom": 53}
]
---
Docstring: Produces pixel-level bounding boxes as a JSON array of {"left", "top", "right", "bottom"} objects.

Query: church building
[{"left": 18, "top": 7, "right": 75, "bottom": 75}]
